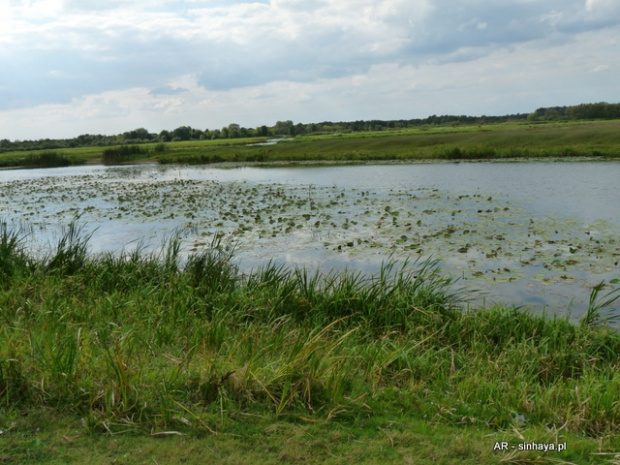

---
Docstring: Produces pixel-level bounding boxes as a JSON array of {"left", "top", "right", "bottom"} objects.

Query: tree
[
  {"left": 294, "top": 123, "right": 305, "bottom": 135},
  {"left": 124, "top": 128, "right": 152, "bottom": 141},
  {"left": 274, "top": 120, "right": 293, "bottom": 136},
  {"left": 227, "top": 124, "right": 240, "bottom": 138},
  {"left": 172, "top": 126, "right": 192, "bottom": 141}
]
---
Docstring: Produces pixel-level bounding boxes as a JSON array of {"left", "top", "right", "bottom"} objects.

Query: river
[{"left": 1, "top": 160, "right": 618, "bottom": 318}]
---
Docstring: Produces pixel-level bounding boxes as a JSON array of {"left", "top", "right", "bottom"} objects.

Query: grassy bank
[
  {"left": 155, "top": 120, "right": 620, "bottom": 164},
  {"left": 1, "top": 120, "right": 619, "bottom": 168},
  {"left": 1, "top": 222, "right": 620, "bottom": 463},
  {"left": 0, "top": 151, "right": 83, "bottom": 169}
]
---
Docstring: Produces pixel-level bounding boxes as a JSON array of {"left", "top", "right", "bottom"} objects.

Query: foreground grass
[
  {"left": 5, "top": 410, "right": 620, "bottom": 464},
  {"left": 1, "top": 120, "right": 619, "bottom": 168},
  {"left": 1, "top": 223, "right": 620, "bottom": 463}
]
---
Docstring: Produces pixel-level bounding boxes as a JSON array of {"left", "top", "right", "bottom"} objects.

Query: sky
[{"left": 1, "top": 0, "right": 619, "bottom": 141}]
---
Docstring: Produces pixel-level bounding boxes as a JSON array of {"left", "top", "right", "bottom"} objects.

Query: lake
[{"left": 1, "top": 160, "right": 618, "bottom": 318}]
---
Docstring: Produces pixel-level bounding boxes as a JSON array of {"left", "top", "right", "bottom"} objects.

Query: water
[{"left": 1, "top": 160, "right": 618, "bottom": 317}]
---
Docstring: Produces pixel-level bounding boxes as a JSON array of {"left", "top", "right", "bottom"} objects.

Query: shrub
[{"left": 102, "top": 145, "right": 145, "bottom": 164}]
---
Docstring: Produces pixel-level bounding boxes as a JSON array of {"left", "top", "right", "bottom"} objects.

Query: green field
[
  {"left": 1, "top": 120, "right": 619, "bottom": 168},
  {"left": 2, "top": 120, "right": 620, "bottom": 463},
  {"left": 1, "top": 224, "right": 620, "bottom": 463}
]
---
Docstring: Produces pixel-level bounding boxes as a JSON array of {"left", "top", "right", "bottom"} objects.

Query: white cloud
[
  {"left": 585, "top": 0, "right": 618, "bottom": 13},
  {"left": 591, "top": 64, "right": 610, "bottom": 73},
  {"left": 1, "top": 0, "right": 619, "bottom": 140}
]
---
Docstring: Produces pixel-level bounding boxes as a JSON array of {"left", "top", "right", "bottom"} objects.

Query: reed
[
  {"left": 1, "top": 223, "right": 619, "bottom": 440},
  {"left": 0, "top": 219, "right": 32, "bottom": 286},
  {"left": 581, "top": 281, "right": 620, "bottom": 329},
  {"left": 22, "top": 151, "right": 76, "bottom": 167}
]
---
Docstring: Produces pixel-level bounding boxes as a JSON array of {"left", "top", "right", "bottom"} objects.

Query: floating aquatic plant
[{"left": 0, "top": 165, "right": 618, "bottom": 314}]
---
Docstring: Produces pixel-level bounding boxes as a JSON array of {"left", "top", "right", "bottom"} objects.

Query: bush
[
  {"left": 153, "top": 143, "right": 167, "bottom": 153},
  {"left": 441, "top": 147, "right": 497, "bottom": 159},
  {"left": 102, "top": 145, "right": 145, "bottom": 164},
  {"left": 22, "top": 151, "right": 74, "bottom": 168}
]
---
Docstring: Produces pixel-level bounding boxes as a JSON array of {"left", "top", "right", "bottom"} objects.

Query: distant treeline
[
  {"left": 527, "top": 102, "right": 620, "bottom": 121},
  {"left": 1, "top": 101, "right": 619, "bottom": 153}
]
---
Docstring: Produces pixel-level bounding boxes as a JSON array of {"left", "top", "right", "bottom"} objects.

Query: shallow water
[{"left": 1, "top": 160, "right": 618, "bottom": 318}]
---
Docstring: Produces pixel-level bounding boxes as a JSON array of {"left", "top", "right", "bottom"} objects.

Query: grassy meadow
[
  {"left": 1, "top": 120, "right": 620, "bottom": 463},
  {"left": 1, "top": 222, "right": 620, "bottom": 463},
  {"left": 1, "top": 119, "right": 619, "bottom": 168}
]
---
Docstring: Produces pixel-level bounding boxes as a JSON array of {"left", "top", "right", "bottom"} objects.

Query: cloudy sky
[{"left": 1, "top": 0, "right": 619, "bottom": 140}]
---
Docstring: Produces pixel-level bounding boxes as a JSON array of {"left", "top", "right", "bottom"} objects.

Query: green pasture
[
  {"left": 157, "top": 120, "right": 620, "bottom": 164},
  {"left": 1, "top": 120, "right": 618, "bottom": 168}
]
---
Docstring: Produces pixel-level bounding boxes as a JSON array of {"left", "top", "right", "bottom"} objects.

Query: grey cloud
[
  {"left": 395, "top": 0, "right": 620, "bottom": 63},
  {"left": 0, "top": 29, "right": 206, "bottom": 110},
  {"left": 0, "top": 49, "right": 97, "bottom": 110},
  {"left": 3, "top": 0, "right": 620, "bottom": 111},
  {"left": 404, "top": 2, "right": 567, "bottom": 54}
]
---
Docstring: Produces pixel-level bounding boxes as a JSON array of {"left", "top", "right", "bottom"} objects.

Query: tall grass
[
  {"left": 102, "top": 145, "right": 147, "bottom": 164},
  {"left": 0, "top": 151, "right": 79, "bottom": 168},
  {"left": 581, "top": 281, "right": 620, "bottom": 329},
  {"left": 1, "top": 223, "right": 620, "bottom": 437},
  {"left": 22, "top": 151, "right": 77, "bottom": 167},
  {"left": 0, "top": 220, "right": 33, "bottom": 286}
]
